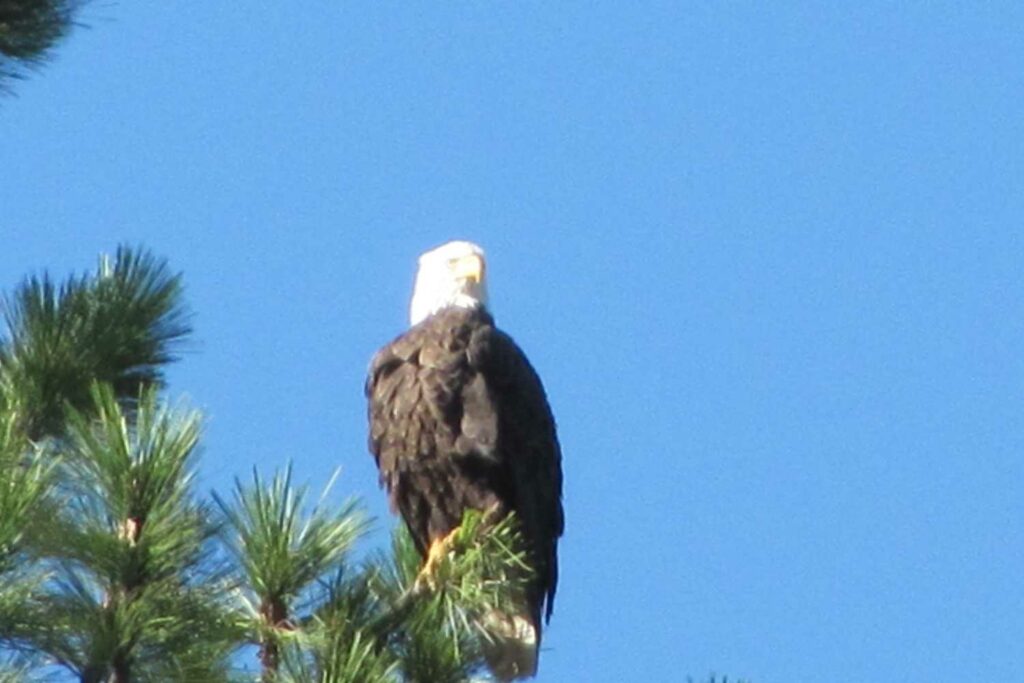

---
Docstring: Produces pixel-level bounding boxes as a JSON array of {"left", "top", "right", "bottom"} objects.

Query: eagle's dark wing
[
  {"left": 367, "top": 309, "right": 504, "bottom": 557},
  {"left": 467, "top": 323, "right": 564, "bottom": 623}
]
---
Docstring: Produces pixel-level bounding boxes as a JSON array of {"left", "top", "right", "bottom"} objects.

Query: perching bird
[{"left": 366, "top": 240, "right": 564, "bottom": 680}]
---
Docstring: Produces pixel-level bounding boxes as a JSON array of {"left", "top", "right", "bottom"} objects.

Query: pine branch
[
  {"left": 0, "top": 410, "right": 57, "bottom": 656},
  {"left": 377, "top": 513, "right": 534, "bottom": 683},
  {"left": 214, "top": 464, "right": 368, "bottom": 681},
  {"left": 281, "top": 596, "right": 399, "bottom": 683},
  {"left": 0, "top": 0, "right": 85, "bottom": 92},
  {"left": 0, "top": 245, "right": 191, "bottom": 442},
  {"left": 288, "top": 512, "right": 535, "bottom": 683},
  {"left": 15, "top": 384, "right": 236, "bottom": 682},
  {"left": 0, "top": 409, "right": 56, "bottom": 570}
]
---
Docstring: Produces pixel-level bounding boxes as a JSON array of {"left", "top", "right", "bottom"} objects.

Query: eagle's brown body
[{"left": 366, "top": 305, "right": 563, "bottom": 637}]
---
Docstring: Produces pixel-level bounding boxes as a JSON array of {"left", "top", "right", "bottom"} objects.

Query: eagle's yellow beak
[{"left": 453, "top": 254, "right": 484, "bottom": 283}]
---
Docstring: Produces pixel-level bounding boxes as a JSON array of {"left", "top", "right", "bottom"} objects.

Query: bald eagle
[{"left": 366, "top": 241, "right": 564, "bottom": 680}]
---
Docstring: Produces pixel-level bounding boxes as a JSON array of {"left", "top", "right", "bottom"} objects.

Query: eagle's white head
[{"left": 409, "top": 240, "right": 490, "bottom": 326}]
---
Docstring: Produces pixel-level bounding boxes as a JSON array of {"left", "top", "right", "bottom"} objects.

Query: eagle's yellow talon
[{"left": 414, "top": 526, "right": 460, "bottom": 591}]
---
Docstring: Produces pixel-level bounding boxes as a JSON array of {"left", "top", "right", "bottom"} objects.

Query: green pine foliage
[
  {"left": 0, "top": 247, "right": 225, "bottom": 681},
  {"left": 370, "top": 515, "right": 534, "bottom": 683},
  {"left": 11, "top": 385, "right": 236, "bottom": 682},
  {"left": 0, "top": 245, "right": 752, "bottom": 681},
  {"left": 0, "top": 410, "right": 57, "bottom": 667},
  {"left": 0, "top": 0, "right": 84, "bottom": 91},
  {"left": 0, "top": 246, "right": 191, "bottom": 441},
  {"left": 214, "top": 465, "right": 367, "bottom": 681}
]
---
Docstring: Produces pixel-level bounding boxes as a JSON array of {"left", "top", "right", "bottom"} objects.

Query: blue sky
[{"left": 3, "top": 3, "right": 1023, "bottom": 681}]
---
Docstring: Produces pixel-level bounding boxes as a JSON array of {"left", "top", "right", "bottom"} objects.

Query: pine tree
[{"left": 0, "top": 248, "right": 234, "bottom": 680}]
